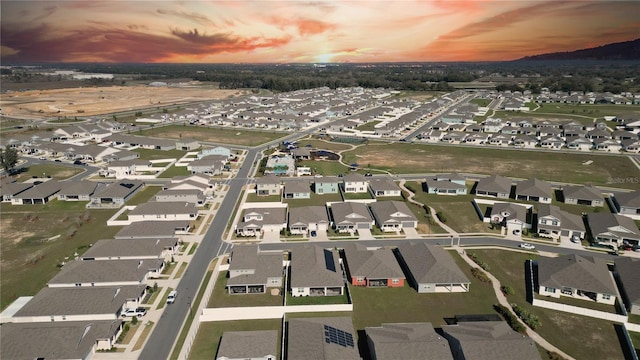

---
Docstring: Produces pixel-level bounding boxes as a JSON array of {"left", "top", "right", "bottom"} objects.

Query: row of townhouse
[
  {"left": 257, "top": 173, "right": 403, "bottom": 198},
  {"left": 0, "top": 175, "right": 215, "bottom": 358},
  {"left": 219, "top": 243, "right": 538, "bottom": 359},
  {"left": 235, "top": 200, "right": 418, "bottom": 237},
  {"left": 535, "top": 90, "right": 640, "bottom": 105}
]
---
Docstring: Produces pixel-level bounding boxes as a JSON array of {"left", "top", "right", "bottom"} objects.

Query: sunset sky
[{"left": 1, "top": 0, "right": 638, "bottom": 63}]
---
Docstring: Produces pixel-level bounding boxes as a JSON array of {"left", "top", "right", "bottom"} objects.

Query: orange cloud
[{"left": 269, "top": 16, "right": 336, "bottom": 36}]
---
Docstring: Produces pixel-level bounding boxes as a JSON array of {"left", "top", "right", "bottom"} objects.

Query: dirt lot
[{"left": 0, "top": 84, "right": 244, "bottom": 119}]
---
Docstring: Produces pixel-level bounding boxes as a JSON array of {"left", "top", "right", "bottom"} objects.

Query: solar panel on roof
[{"left": 323, "top": 325, "right": 354, "bottom": 348}]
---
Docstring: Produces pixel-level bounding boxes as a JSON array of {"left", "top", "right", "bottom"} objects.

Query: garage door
[
  {"left": 402, "top": 221, "right": 415, "bottom": 228},
  {"left": 357, "top": 223, "right": 370, "bottom": 229}
]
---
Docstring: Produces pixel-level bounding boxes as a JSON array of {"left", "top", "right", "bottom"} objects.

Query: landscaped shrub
[
  {"left": 512, "top": 303, "right": 541, "bottom": 330},
  {"left": 494, "top": 304, "right": 525, "bottom": 333},
  {"left": 467, "top": 252, "right": 491, "bottom": 271},
  {"left": 470, "top": 267, "right": 491, "bottom": 283},
  {"left": 501, "top": 285, "right": 515, "bottom": 296},
  {"left": 436, "top": 211, "right": 447, "bottom": 223}
]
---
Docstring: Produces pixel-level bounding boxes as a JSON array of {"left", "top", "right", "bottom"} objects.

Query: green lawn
[
  {"left": 187, "top": 319, "right": 282, "bottom": 360},
  {"left": 297, "top": 160, "right": 350, "bottom": 176},
  {"left": 471, "top": 249, "right": 626, "bottom": 360},
  {"left": 630, "top": 331, "right": 640, "bottom": 358},
  {"left": 355, "top": 120, "right": 382, "bottom": 132},
  {"left": 405, "top": 181, "right": 496, "bottom": 233},
  {"left": 295, "top": 138, "right": 354, "bottom": 152},
  {"left": 12, "top": 164, "right": 83, "bottom": 180},
  {"left": 534, "top": 103, "right": 640, "bottom": 117},
  {"left": 341, "top": 142, "right": 640, "bottom": 189},
  {"left": 207, "top": 271, "right": 283, "bottom": 308},
  {"left": 132, "top": 148, "right": 187, "bottom": 160},
  {"left": 125, "top": 185, "right": 162, "bottom": 205},
  {"left": 158, "top": 165, "right": 191, "bottom": 178},
  {"left": 470, "top": 98, "right": 492, "bottom": 107},
  {"left": 286, "top": 292, "right": 349, "bottom": 305},
  {"left": 283, "top": 192, "right": 343, "bottom": 208},
  {"left": 343, "top": 192, "right": 374, "bottom": 200},
  {"left": 245, "top": 193, "right": 281, "bottom": 203},
  {"left": 138, "top": 125, "right": 288, "bottom": 146},
  {"left": 0, "top": 200, "right": 120, "bottom": 310},
  {"left": 350, "top": 251, "right": 497, "bottom": 330}
]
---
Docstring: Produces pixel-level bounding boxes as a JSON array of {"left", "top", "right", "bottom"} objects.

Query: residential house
[
  {"left": 283, "top": 179, "right": 311, "bottom": 199},
  {"left": 615, "top": 258, "right": 640, "bottom": 315},
  {"left": 475, "top": 175, "right": 512, "bottom": 199},
  {"left": 10, "top": 180, "right": 61, "bottom": 205},
  {"left": 216, "top": 330, "right": 278, "bottom": 360},
  {"left": 512, "top": 134, "right": 538, "bottom": 148},
  {"left": 127, "top": 202, "right": 197, "bottom": 222},
  {"left": 330, "top": 202, "right": 374, "bottom": 233},
  {"left": 106, "top": 159, "right": 154, "bottom": 179},
  {"left": 80, "top": 238, "right": 179, "bottom": 261},
  {"left": 343, "top": 172, "right": 369, "bottom": 193},
  {"left": 236, "top": 207, "right": 287, "bottom": 237},
  {"left": 368, "top": 177, "right": 402, "bottom": 198},
  {"left": 115, "top": 220, "right": 191, "bottom": 239},
  {"left": 187, "top": 155, "right": 226, "bottom": 175},
  {"left": 89, "top": 180, "right": 144, "bottom": 208},
  {"left": 489, "top": 202, "right": 531, "bottom": 234},
  {"left": 291, "top": 147, "right": 311, "bottom": 160},
  {"left": 226, "top": 245, "right": 283, "bottom": 294},
  {"left": 587, "top": 213, "right": 640, "bottom": 247},
  {"left": 369, "top": 201, "right": 418, "bottom": 232},
  {"left": 47, "top": 259, "right": 165, "bottom": 288},
  {"left": 441, "top": 321, "right": 541, "bottom": 360},
  {"left": 288, "top": 206, "right": 330, "bottom": 235},
  {"left": 11, "top": 285, "right": 146, "bottom": 323},
  {"left": 365, "top": 322, "right": 453, "bottom": 360},
  {"left": 395, "top": 242, "right": 470, "bottom": 293},
  {"left": 562, "top": 185, "right": 603, "bottom": 207},
  {"left": 515, "top": 178, "right": 553, "bottom": 204},
  {"left": 565, "top": 136, "right": 593, "bottom": 151},
  {"left": 0, "top": 181, "right": 33, "bottom": 202},
  {"left": 1, "top": 320, "right": 124, "bottom": 360},
  {"left": 57, "top": 181, "right": 102, "bottom": 201},
  {"left": 612, "top": 190, "right": 640, "bottom": 217},
  {"left": 256, "top": 175, "right": 281, "bottom": 196},
  {"left": 537, "top": 204, "right": 586, "bottom": 241},
  {"left": 290, "top": 245, "right": 344, "bottom": 297},
  {"left": 342, "top": 243, "right": 405, "bottom": 288},
  {"left": 424, "top": 175, "right": 467, "bottom": 195},
  {"left": 175, "top": 138, "right": 200, "bottom": 151},
  {"left": 314, "top": 176, "right": 340, "bottom": 194},
  {"left": 154, "top": 189, "right": 205, "bottom": 206},
  {"left": 287, "top": 317, "right": 359, "bottom": 359},
  {"left": 537, "top": 254, "right": 617, "bottom": 304}
]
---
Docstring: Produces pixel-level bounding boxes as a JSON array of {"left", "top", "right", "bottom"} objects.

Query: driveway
[
  {"left": 261, "top": 229, "right": 281, "bottom": 243},
  {"left": 403, "top": 227, "right": 420, "bottom": 238},
  {"left": 357, "top": 228, "right": 375, "bottom": 240}
]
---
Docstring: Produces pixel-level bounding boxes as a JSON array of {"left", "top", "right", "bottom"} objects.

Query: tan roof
[{"left": 217, "top": 330, "right": 279, "bottom": 359}]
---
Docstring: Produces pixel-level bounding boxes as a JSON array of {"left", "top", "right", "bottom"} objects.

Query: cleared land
[
  {"left": 342, "top": 142, "right": 640, "bottom": 189},
  {"left": 0, "top": 200, "right": 120, "bottom": 310},
  {"left": 11, "top": 164, "right": 83, "bottom": 180},
  {"left": 0, "top": 85, "right": 243, "bottom": 119},
  {"left": 137, "top": 125, "right": 288, "bottom": 146},
  {"left": 470, "top": 249, "right": 625, "bottom": 360}
]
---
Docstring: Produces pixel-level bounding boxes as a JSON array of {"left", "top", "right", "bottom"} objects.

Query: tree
[{"left": 0, "top": 145, "right": 19, "bottom": 173}]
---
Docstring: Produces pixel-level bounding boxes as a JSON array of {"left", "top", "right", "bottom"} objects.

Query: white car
[
  {"left": 166, "top": 290, "right": 177, "bottom": 304},
  {"left": 121, "top": 307, "right": 147, "bottom": 318},
  {"left": 519, "top": 243, "right": 535, "bottom": 250}
]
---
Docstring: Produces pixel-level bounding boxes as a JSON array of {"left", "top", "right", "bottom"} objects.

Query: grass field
[
  {"left": 137, "top": 125, "right": 288, "bottom": 146},
  {"left": 297, "top": 159, "right": 350, "bottom": 176},
  {"left": 341, "top": 142, "right": 640, "bottom": 189},
  {"left": 534, "top": 103, "right": 640, "bottom": 117},
  {"left": 471, "top": 249, "right": 625, "bottom": 360},
  {"left": 132, "top": 148, "right": 187, "bottom": 160},
  {"left": 356, "top": 120, "right": 382, "bottom": 132},
  {"left": 470, "top": 98, "right": 492, "bottom": 107},
  {"left": 296, "top": 138, "right": 355, "bottom": 152},
  {"left": 125, "top": 185, "right": 162, "bottom": 205},
  {"left": 12, "top": 164, "right": 83, "bottom": 180},
  {"left": 207, "top": 271, "right": 283, "bottom": 308},
  {"left": 283, "top": 192, "right": 343, "bottom": 208},
  {"left": 158, "top": 165, "right": 191, "bottom": 178},
  {"left": 0, "top": 200, "right": 120, "bottom": 310},
  {"left": 187, "top": 319, "right": 282, "bottom": 360},
  {"left": 629, "top": 331, "right": 640, "bottom": 357}
]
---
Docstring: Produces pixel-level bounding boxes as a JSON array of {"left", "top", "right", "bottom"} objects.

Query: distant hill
[{"left": 518, "top": 39, "right": 640, "bottom": 61}]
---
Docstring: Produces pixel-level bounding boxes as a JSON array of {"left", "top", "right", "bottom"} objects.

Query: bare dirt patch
[
  {"left": 0, "top": 217, "right": 34, "bottom": 245},
  {"left": 0, "top": 84, "right": 244, "bottom": 118}
]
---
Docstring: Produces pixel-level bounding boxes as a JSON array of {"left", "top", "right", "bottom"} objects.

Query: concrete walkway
[{"left": 453, "top": 246, "right": 575, "bottom": 360}]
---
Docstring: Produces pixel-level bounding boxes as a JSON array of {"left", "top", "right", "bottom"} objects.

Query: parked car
[
  {"left": 364, "top": 172, "right": 373, "bottom": 177},
  {"left": 571, "top": 235, "right": 581, "bottom": 243},
  {"left": 166, "top": 290, "right": 177, "bottom": 304},
  {"left": 121, "top": 307, "right": 147, "bottom": 318},
  {"left": 54, "top": 159, "right": 62, "bottom": 162},
  {"left": 310, "top": 230, "right": 317, "bottom": 237},
  {"left": 519, "top": 243, "right": 535, "bottom": 250},
  {"left": 73, "top": 160, "right": 84, "bottom": 165},
  {"left": 39, "top": 157, "right": 47, "bottom": 160}
]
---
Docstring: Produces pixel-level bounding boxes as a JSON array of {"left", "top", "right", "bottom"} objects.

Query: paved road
[{"left": 139, "top": 148, "right": 259, "bottom": 360}]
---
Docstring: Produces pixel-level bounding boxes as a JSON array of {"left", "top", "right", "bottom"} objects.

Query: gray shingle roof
[
  {"left": 537, "top": 204, "right": 585, "bottom": 232},
  {"left": 290, "top": 245, "right": 344, "bottom": 288},
  {"left": 80, "top": 238, "right": 178, "bottom": 259},
  {"left": 115, "top": 220, "right": 190, "bottom": 239},
  {"left": 588, "top": 213, "right": 640, "bottom": 240},
  {"left": 365, "top": 322, "right": 453, "bottom": 360},
  {"left": 13, "top": 180, "right": 61, "bottom": 199},
  {"left": 93, "top": 180, "right": 144, "bottom": 199},
  {"left": 128, "top": 201, "right": 197, "bottom": 216},
  {"left": 515, "top": 178, "right": 552, "bottom": 198},
  {"left": 289, "top": 206, "right": 330, "bottom": 226},
  {"left": 330, "top": 202, "right": 373, "bottom": 226},
  {"left": 287, "top": 317, "right": 360, "bottom": 360},
  {"left": 615, "top": 190, "right": 640, "bottom": 208},
  {"left": 369, "top": 201, "right": 418, "bottom": 225},
  {"left": 562, "top": 185, "right": 602, "bottom": 202},
  {"left": 490, "top": 202, "right": 528, "bottom": 224},
  {"left": 14, "top": 285, "right": 145, "bottom": 317},
  {"left": 227, "top": 245, "right": 283, "bottom": 286},
  {"left": 56, "top": 180, "right": 101, "bottom": 197},
  {"left": 256, "top": 175, "right": 281, "bottom": 185},
  {"left": 441, "top": 321, "right": 541, "bottom": 360},
  {"left": 396, "top": 242, "right": 469, "bottom": 285},
  {"left": 284, "top": 179, "right": 311, "bottom": 194},
  {"left": 217, "top": 330, "right": 279, "bottom": 359},
  {"left": 615, "top": 257, "right": 640, "bottom": 308},
  {"left": 48, "top": 259, "right": 164, "bottom": 285},
  {"left": 476, "top": 175, "right": 512, "bottom": 195},
  {"left": 368, "top": 177, "right": 401, "bottom": 192},
  {"left": 342, "top": 243, "right": 405, "bottom": 280},
  {"left": 538, "top": 254, "right": 616, "bottom": 295},
  {"left": 1, "top": 320, "right": 123, "bottom": 360}
]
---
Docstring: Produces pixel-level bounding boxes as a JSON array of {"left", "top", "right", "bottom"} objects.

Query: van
[{"left": 167, "top": 290, "right": 177, "bottom": 304}]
